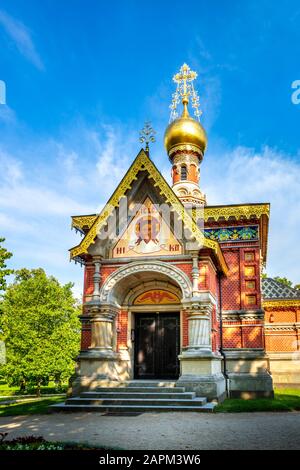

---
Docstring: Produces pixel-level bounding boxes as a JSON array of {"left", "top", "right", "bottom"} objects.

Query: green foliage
[
  {"left": 0, "top": 268, "right": 81, "bottom": 396},
  {"left": 0, "top": 238, "right": 13, "bottom": 293},
  {"left": 0, "top": 432, "right": 115, "bottom": 450},
  {"left": 263, "top": 273, "right": 299, "bottom": 290},
  {"left": 273, "top": 276, "right": 293, "bottom": 288}
]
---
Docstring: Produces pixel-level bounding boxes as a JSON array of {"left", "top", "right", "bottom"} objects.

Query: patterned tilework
[
  {"left": 81, "top": 323, "right": 91, "bottom": 350},
  {"left": 265, "top": 334, "right": 298, "bottom": 352},
  {"left": 205, "top": 225, "right": 258, "bottom": 243},
  {"left": 266, "top": 309, "right": 298, "bottom": 323},
  {"left": 221, "top": 250, "right": 241, "bottom": 310},
  {"left": 223, "top": 323, "right": 264, "bottom": 349},
  {"left": 223, "top": 325, "right": 242, "bottom": 348},
  {"left": 262, "top": 278, "right": 300, "bottom": 299},
  {"left": 242, "top": 325, "right": 263, "bottom": 348},
  {"left": 264, "top": 305, "right": 300, "bottom": 352}
]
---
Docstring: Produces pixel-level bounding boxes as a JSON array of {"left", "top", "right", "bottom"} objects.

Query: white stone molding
[{"left": 99, "top": 260, "right": 193, "bottom": 305}]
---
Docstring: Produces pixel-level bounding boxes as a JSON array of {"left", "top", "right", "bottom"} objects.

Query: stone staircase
[{"left": 51, "top": 381, "right": 216, "bottom": 413}]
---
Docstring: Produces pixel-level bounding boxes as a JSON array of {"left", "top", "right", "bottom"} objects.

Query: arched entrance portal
[
  {"left": 130, "top": 283, "right": 181, "bottom": 380},
  {"left": 99, "top": 261, "right": 193, "bottom": 380}
]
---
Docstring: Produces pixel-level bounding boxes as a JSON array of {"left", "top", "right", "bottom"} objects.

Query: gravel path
[{"left": 0, "top": 412, "right": 299, "bottom": 450}]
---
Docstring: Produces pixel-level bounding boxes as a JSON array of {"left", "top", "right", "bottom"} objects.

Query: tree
[
  {"left": 273, "top": 276, "right": 293, "bottom": 288},
  {"left": 0, "top": 268, "right": 81, "bottom": 396},
  {"left": 0, "top": 238, "right": 13, "bottom": 294}
]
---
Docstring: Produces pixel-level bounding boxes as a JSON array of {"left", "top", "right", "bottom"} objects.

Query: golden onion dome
[{"left": 164, "top": 100, "right": 207, "bottom": 155}]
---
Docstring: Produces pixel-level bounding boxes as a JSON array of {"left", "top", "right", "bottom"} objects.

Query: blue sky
[{"left": 0, "top": 0, "right": 300, "bottom": 296}]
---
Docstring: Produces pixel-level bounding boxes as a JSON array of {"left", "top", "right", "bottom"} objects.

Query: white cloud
[
  {"left": 0, "top": 122, "right": 137, "bottom": 298},
  {"left": 0, "top": 9, "right": 44, "bottom": 70},
  {"left": 1, "top": 115, "right": 299, "bottom": 298},
  {"left": 202, "top": 145, "right": 300, "bottom": 283}
]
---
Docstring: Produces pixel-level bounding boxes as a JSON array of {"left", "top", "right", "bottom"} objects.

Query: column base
[
  {"left": 70, "top": 349, "right": 131, "bottom": 396},
  {"left": 224, "top": 349, "right": 274, "bottom": 398},
  {"left": 178, "top": 351, "right": 226, "bottom": 402}
]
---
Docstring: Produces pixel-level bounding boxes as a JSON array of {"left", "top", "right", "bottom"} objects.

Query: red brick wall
[
  {"left": 240, "top": 247, "right": 261, "bottom": 310},
  {"left": 265, "top": 306, "right": 300, "bottom": 353},
  {"left": 83, "top": 264, "right": 94, "bottom": 302},
  {"left": 222, "top": 319, "right": 264, "bottom": 349},
  {"left": 173, "top": 262, "right": 193, "bottom": 280},
  {"left": 100, "top": 265, "right": 119, "bottom": 286},
  {"left": 182, "top": 311, "right": 189, "bottom": 347},
  {"left": 211, "top": 305, "right": 220, "bottom": 352},
  {"left": 220, "top": 246, "right": 261, "bottom": 312},
  {"left": 221, "top": 250, "right": 241, "bottom": 310},
  {"left": 80, "top": 322, "right": 91, "bottom": 350},
  {"left": 117, "top": 309, "right": 128, "bottom": 350},
  {"left": 173, "top": 263, "right": 192, "bottom": 348}
]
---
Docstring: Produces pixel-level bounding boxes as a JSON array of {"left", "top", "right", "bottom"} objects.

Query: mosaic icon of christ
[{"left": 129, "top": 215, "right": 167, "bottom": 254}]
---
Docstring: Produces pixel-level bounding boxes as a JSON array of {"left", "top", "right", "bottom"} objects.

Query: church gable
[
  {"left": 69, "top": 148, "right": 228, "bottom": 274},
  {"left": 112, "top": 196, "right": 182, "bottom": 258}
]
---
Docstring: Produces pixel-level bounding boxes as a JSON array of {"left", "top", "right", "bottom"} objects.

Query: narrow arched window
[{"left": 181, "top": 165, "right": 187, "bottom": 180}]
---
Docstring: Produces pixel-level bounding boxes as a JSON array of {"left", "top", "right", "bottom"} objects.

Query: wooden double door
[{"left": 134, "top": 312, "right": 180, "bottom": 379}]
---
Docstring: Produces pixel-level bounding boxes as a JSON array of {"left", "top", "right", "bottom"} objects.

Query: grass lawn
[
  {"left": 0, "top": 379, "right": 67, "bottom": 397},
  {"left": 215, "top": 388, "right": 300, "bottom": 412},
  {"left": 0, "top": 388, "right": 299, "bottom": 416},
  {"left": 0, "top": 396, "right": 65, "bottom": 417}
]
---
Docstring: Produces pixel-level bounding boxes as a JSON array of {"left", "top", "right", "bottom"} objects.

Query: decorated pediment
[
  {"left": 112, "top": 197, "right": 182, "bottom": 258},
  {"left": 69, "top": 149, "right": 228, "bottom": 274}
]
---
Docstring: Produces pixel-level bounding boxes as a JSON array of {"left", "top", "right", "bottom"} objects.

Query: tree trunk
[
  {"left": 36, "top": 379, "right": 41, "bottom": 397},
  {"left": 19, "top": 377, "right": 26, "bottom": 394}
]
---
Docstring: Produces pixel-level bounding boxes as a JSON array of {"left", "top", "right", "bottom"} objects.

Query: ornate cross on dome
[
  {"left": 169, "top": 63, "right": 202, "bottom": 122},
  {"left": 139, "top": 121, "right": 156, "bottom": 153}
]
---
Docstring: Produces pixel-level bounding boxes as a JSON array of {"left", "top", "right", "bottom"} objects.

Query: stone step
[
  {"left": 80, "top": 391, "right": 196, "bottom": 399},
  {"left": 91, "top": 387, "right": 186, "bottom": 393},
  {"left": 113, "top": 381, "right": 177, "bottom": 388},
  {"left": 65, "top": 397, "right": 207, "bottom": 407},
  {"left": 51, "top": 402, "right": 216, "bottom": 413}
]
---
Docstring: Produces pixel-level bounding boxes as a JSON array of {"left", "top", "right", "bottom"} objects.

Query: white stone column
[
  {"left": 188, "top": 311, "right": 211, "bottom": 350},
  {"left": 89, "top": 305, "right": 117, "bottom": 353},
  {"left": 191, "top": 252, "right": 200, "bottom": 295},
  {"left": 92, "top": 256, "right": 101, "bottom": 301},
  {"left": 186, "top": 302, "right": 212, "bottom": 353}
]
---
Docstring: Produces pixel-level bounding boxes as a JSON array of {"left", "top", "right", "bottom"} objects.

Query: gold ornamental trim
[
  {"left": 69, "top": 149, "right": 228, "bottom": 274},
  {"left": 169, "top": 143, "right": 202, "bottom": 156},
  {"left": 263, "top": 299, "right": 300, "bottom": 309},
  {"left": 72, "top": 215, "right": 97, "bottom": 231},
  {"left": 204, "top": 204, "right": 270, "bottom": 222}
]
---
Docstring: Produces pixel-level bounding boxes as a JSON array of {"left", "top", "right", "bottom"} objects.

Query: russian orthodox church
[{"left": 61, "top": 64, "right": 300, "bottom": 410}]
